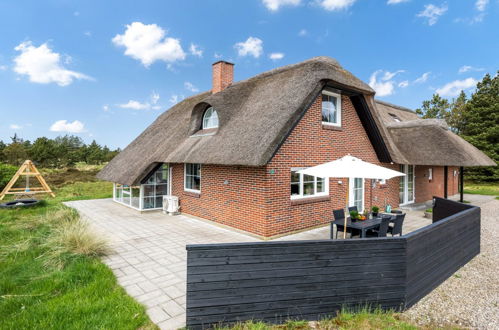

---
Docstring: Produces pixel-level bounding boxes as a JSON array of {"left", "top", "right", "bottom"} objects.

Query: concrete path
[{"left": 65, "top": 199, "right": 257, "bottom": 330}]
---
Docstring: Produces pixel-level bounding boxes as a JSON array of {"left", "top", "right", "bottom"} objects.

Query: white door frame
[
  {"left": 349, "top": 177, "right": 365, "bottom": 211},
  {"left": 399, "top": 164, "right": 415, "bottom": 205}
]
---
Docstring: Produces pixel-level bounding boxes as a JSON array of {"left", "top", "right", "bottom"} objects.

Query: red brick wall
[
  {"left": 170, "top": 163, "right": 268, "bottom": 236},
  {"left": 415, "top": 165, "right": 459, "bottom": 203}
]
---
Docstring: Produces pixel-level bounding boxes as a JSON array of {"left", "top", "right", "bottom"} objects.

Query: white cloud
[
  {"left": 214, "top": 53, "right": 223, "bottom": 59},
  {"left": 398, "top": 80, "right": 409, "bottom": 88},
  {"left": 50, "top": 120, "right": 85, "bottom": 133},
  {"left": 13, "top": 41, "right": 92, "bottom": 86},
  {"left": 119, "top": 100, "right": 150, "bottom": 110},
  {"left": 319, "top": 0, "right": 357, "bottom": 11},
  {"left": 189, "top": 43, "right": 203, "bottom": 57},
  {"left": 417, "top": 3, "right": 448, "bottom": 26},
  {"left": 102, "top": 105, "right": 109, "bottom": 112},
  {"left": 234, "top": 37, "right": 263, "bottom": 58},
  {"left": 150, "top": 91, "right": 160, "bottom": 104},
  {"left": 475, "top": 0, "right": 489, "bottom": 11},
  {"left": 387, "top": 0, "right": 409, "bottom": 4},
  {"left": 382, "top": 70, "right": 404, "bottom": 81},
  {"left": 9, "top": 124, "right": 22, "bottom": 130},
  {"left": 184, "top": 82, "right": 199, "bottom": 92},
  {"left": 262, "top": 0, "right": 301, "bottom": 11},
  {"left": 369, "top": 70, "right": 396, "bottom": 97},
  {"left": 414, "top": 72, "right": 431, "bottom": 84},
  {"left": 269, "top": 52, "right": 285, "bottom": 61},
  {"left": 298, "top": 29, "right": 308, "bottom": 36},
  {"left": 436, "top": 78, "right": 478, "bottom": 97},
  {"left": 458, "top": 65, "right": 484, "bottom": 74},
  {"left": 0, "top": 65, "right": 7, "bottom": 71},
  {"left": 84, "top": 31, "right": 92, "bottom": 37},
  {"left": 169, "top": 94, "right": 184, "bottom": 105},
  {"left": 112, "top": 22, "right": 186, "bottom": 67}
]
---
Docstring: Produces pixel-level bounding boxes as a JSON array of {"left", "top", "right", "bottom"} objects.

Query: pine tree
[
  {"left": 460, "top": 72, "right": 499, "bottom": 182},
  {"left": 415, "top": 93, "right": 451, "bottom": 119}
]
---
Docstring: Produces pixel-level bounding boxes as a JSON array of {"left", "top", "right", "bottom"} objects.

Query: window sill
[
  {"left": 190, "top": 127, "right": 217, "bottom": 137},
  {"left": 184, "top": 190, "right": 201, "bottom": 198},
  {"left": 322, "top": 124, "right": 343, "bottom": 131},
  {"left": 290, "top": 195, "right": 330, "bottom": 205}
]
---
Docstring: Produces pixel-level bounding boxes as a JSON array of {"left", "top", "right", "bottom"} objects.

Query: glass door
[
  {"left": 399, "top": 165, "right": 415, "bottom": 205},
  {"left": 349, "top": 178, "right": 364, "bottom": 212}
]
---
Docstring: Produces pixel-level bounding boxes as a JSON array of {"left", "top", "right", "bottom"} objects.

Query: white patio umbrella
[{"left": 298, "top": 155, "right": 405, "bottom": 238}]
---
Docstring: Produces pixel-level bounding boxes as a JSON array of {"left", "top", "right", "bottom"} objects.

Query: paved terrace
[{"left": 64, "top": 195, "right": 482, "bottom": 329}]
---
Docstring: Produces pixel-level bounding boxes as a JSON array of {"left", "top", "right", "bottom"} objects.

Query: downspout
[{"left": 444, "top": 166, "right": 448, "bottom": 199}]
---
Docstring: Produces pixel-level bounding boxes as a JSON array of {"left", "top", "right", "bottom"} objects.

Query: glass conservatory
[{"left": 113, "top": 164, "right": 170, "bottom": 211}]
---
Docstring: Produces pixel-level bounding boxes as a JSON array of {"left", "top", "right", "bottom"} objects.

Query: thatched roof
[
  {"left": 374, "top": 101, "right": 496, "bottom": 167},
  {"left": 98, "top": 57, "right": 495, "bottom": 185}
]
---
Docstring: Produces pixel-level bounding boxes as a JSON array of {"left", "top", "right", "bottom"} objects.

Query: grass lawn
[
  {"left": 0, "top": 180, "right": 156, "bottom": 329},
  {"left": 463, "top": 182, "right": 499, "bottom": 197},
  {"left": 214, "top": 309, "right": 430, "bottom": 329}
]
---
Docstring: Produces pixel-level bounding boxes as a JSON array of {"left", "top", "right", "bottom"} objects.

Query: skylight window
[{"left": 389, "top": 113, "right": 401, "bottom": 122}]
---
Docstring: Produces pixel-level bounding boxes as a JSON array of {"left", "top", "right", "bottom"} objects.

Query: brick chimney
[{"left": 212, "top": 61, "right": 234, "bottom": 93}]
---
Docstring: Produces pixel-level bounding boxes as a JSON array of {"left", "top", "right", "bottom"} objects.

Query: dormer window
[
  {"left": 322, "top": 90, "right": 341, "bottom": 127},
  {"left": 202, "top": 107, "right": 219, "bottom": 129}
]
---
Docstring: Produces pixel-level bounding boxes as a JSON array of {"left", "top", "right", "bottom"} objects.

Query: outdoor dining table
[{"left": 332, "top": 214, "right": 395, "bottom": 238}]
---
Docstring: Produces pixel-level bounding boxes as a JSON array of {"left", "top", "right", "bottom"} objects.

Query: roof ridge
[
  {"left": 375, "top": 100, "right": 416, "bottom": 114},
  {"left": 228, "top": 56, "right": 343, "bottom": 89}
]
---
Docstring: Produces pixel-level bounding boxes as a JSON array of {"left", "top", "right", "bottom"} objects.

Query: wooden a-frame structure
[{"left": 0, "top": 160, "right": 55, "bottom": 200}]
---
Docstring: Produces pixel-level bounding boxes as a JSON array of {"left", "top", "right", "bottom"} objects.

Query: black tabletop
[{"left": 332, "top": 217, "right": 383, "bottom": 230}]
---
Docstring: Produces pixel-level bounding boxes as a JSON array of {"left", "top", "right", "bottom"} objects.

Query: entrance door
[
  {"left": 399, "top": 165, "right": 415, "bottom": 205},
  {"left": 349, "top": 178, "right": 364, "bottom": 212}
]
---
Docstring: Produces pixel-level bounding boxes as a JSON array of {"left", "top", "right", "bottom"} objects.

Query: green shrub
[
  {"left": 371, "top": 206, "right": 380, "bottom": 213},
  {"left": 0, "top": 162, "right": 18, "bottom": 190}
]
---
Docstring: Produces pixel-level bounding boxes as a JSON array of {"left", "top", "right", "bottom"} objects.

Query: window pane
[
  {"left": 156, "top": 184, "right": 168, "bottom": 196},
  {"left": 291, "top": 183, "right": 300, "bottom": 196},
  {"left": 143, "top": 185, "right": 154, "bottom": 197},
  {"left": 143, "top": 197, "right": 155, "bottom": 209},
  {"left": 303, "top": 181, "right": 314, "bottom": 196},
  {"left": 291, "top": 172, "right": 300, "bottom": 184},
  {"left": 328, "top": 97, "right": 337, "bottom": 123},
  {"left": 317, "top": 177, "right": 325, "bottom": 193},
  {"left": 192, "top": 176, "right": 200, "bottom": 191},
  {"left": 155, "top": 196, "right": 163, "bottom": 208}
]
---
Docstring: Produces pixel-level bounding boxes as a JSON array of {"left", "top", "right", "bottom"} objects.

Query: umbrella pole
[{"left": 344, "top": 179, "right": 348, "bottom": 239}]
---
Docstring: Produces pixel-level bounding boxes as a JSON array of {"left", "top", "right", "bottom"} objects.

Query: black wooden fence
[{"left": 186, "top": 198, "right": 480, "bottom": 329}]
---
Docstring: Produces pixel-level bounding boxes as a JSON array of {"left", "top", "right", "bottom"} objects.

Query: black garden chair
[
  {"left": 331, "top": 209, "right": 360, "bottom": 239},
  {"left": 365, "top": 215, "right": 391, "bottom": 238},
  {"left": 388, "top": 213, "right": 405, "bottom": 237}
]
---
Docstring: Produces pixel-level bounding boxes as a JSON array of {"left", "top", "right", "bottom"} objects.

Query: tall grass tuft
[{"left": 43, "top": 207, "right": 111, "bottom": 266}]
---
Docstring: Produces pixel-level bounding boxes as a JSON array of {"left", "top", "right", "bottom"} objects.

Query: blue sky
[{"left": 0, "top": 0, "right": 497, "bottom": 149}]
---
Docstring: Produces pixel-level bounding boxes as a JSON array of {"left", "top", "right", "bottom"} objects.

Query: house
[{"left": 98, "top": 57, "right": 495, "bottom": 238}]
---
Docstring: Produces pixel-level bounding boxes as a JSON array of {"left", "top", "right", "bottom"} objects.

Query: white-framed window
[
  {"left": 290, "top": 168, "right": 328, "bottom": 199},
  {"left": 428, "top": 168, "right": 433, "bottom": 180},
  {"left": 321, "top": 90, "right": 341, "bottom": 127},
  {"left": 202, "top": 107, "right": 219, "bottom": 129},
  {"left": 185, "top": 163, "right": 201, "bottom": 192}
]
